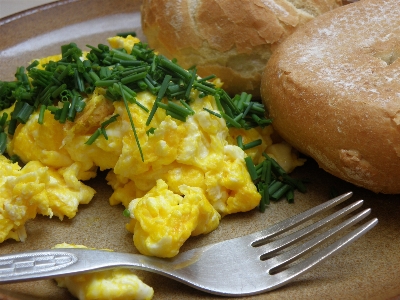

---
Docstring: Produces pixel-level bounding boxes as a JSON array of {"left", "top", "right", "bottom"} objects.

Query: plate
[{"left": 0, "top": 0, "right": 400, "bottom": 299}]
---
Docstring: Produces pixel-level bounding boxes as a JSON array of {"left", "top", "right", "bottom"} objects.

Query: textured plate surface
[{"left": 0, "top": 1, "right": 399, "bottom": 299}]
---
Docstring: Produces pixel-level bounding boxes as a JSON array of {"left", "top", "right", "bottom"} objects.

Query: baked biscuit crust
[{"left": 262, "top": 0, "right": 400, "bottom": 193}]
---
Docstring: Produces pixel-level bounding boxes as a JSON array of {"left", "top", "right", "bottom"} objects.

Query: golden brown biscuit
[
  {"left": 261, "top": 0, "right": 400, "bottom": 193},
  {"left": 141, "top": 0, "right": 343, "bottom": 98}
]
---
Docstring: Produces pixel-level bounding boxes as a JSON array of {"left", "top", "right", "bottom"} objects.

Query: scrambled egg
[
  {"left": 1, "top": 35, "right": 305, "bottom": 256},
  {"left": 53, "top": 243, "right": 154, "bottom": 300},
  {"left": 126, "top": 179, "right": 220, "bottom": 257},
  {"left": 0, "top": 34, "right": 305, "bottom": 299},
  {"left": 0, "top": 155, "right": 94, "bottom": 243}
]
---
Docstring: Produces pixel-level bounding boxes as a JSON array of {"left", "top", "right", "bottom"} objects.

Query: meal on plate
[
  {"left": 7, "top": 0, "right": 393, "bottom": 297},
  {"left": 0, "top": 35, "right": 305, "bottom": 299}
]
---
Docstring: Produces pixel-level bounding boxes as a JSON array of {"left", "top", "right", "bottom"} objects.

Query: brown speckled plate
[{"left": 0, "top": 1, "right": 400, "bottom": 299}]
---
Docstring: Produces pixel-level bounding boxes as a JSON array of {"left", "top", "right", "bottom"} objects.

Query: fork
[{"left": 0, "top": 191, "right": 377, "bottom": 296}]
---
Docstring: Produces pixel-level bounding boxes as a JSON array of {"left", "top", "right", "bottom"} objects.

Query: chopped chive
[
  {"left": 271, "top": 184, "right": 292, "bottom": 200},
  {"left": 197, "top": 74, "right": 216, "bottom": 82},
  {"left": 95, "top": 80, "right": 119, "bottom": 87},
  {"left": 85, "top": 128, "right": 102, "bottom": 145},
  {"left": 117, "top": 31, "right": 137, "bottom": 37},
  {"left": 220, "top": 100, "right": 234, "bottom": 118},
  {"left": 236, "top": 135, "right": 244, "bottom": 149},
  {"left": 159, "top": 56, "right": 191, "bottom": 79},
  {"left": 7, "top": 119, "right": 17, "bottom": 135},
  {"left": 263, "top": 184, "right": 270, "bottom": 206},
  {"left": 82, "top": 59, "right": 92, "bottom": 71},
  {"left": 119, "top": 82, "right": 144, "bottom": 161},
  {"left": 258, "top": 183, "right": 269, "bottom": 212},
  {"left": 185, "top": 68, "right": 196, "bottom": 99},
  {"left": 166, "top": 109, "right": 187, "bottom": 122},
  {"left": 86, "top": 44, "right": 103, "bottom": 54},
  {"left": 233, "top": 113, "right": 244, "bottom": 123},
  {"left": 268, "top": 181, "right": 285, "bottom": 196},
  {"left": 167, "top": 101, "right": 192, "bottom": 117},
  {"left": 193, "top": 81, "right": 216, "bottom": 94},
  {"left": 0, "top": 112, "right": 8, "bottom": 127},
  {"left": 100, "top": 127, "right": 108, "bottom": 140},
  {"left": 146, "top": 75, "right": 171, "bottom": 126},
  {"left": 179, "top": 100, "right": 194, "bottom": 115},
  {"left": 156, "top": 102, "right": 169, "bottom": 110},
  {"left": 46, "top": 105, "right": 59, "bottom": 113},
  {"left": 110, "top": 49, "right": 136, "bottom": 61},
  {"left": 237, "top": 92, "right": 247, "bottom": 111},
  {"left": 221, "top": 112, "right": 241, "bottom": 128},
  {"left": 120, "top": 84, "right": 137, "bottom": 97},
  {"left": 116, "top": 84, "right": 136, "bottom": 103},
  {"left": 255, "top": 162, "right": 264, "bottom": 176},
  {"left": 38, "top": 104, "right": 47, "bottom": 124},
  {"left": 137, "top": 80, "right": 148, "bottom": 90},
  {"left": 286, "top": 189, "right": 295, "bottom": 203},
  {"left": 51, "top": 83, "right": 67, "bottom": 98},
  {"left": 203, "top": 107, "right": 222, "bottom": 118},
  {"left": 26, "top": 60, "right": 39, "bottom": 71},
  {"left": 263, "top": 153, "right": 307, "bottom": 193},
  {"left": 170, "top": 91, "right": 186, "bottom": 98},
  {"left": 99, "top": 67, "right": 112, "bottom": 79},
  {"left": 244, "top": 156, "right": 258, "bottom": 181},
  {"left": 119, "top": 60, "right": 143, "bottom": 67},
  {"left": 56, "top": 64, "right": 71, "bottom": 81},
  {"left": 146, "top": 127, "right": 156, "bottom": 135},
  {"left": 73, "top": 69, "right": 84, "bottom": 92},
  {"left": 262, "top": 159, "right": 272, "bottom": 184},
  {"left": 101, "top": 114, "right": 120, "bottom": 127},
  {"left": 82, "top": 71, "right": 93, "bottom": 85},
  {"left": 135, "top": 100, "right": 149, "bottom": 112},
  {"left": 67, "top": 95, "right": 78, "bottom": 121},
  {"left": 120, "top": 71, "right": 147, "bottom": 85},
  {"left": 219, "top": 89, "right": 239, "bottom": 115},
  {"left": 260, "top": 160, "right": 267, "bottom": 182},
  {"left": 88, "top": 70, "right": 101, "bottom": 82},
  {"left": 213, "top": 94, "right": 224, "bottom": 113},
  {"left": 59, "top": 101, "right": 70, "bottom": 123},
  {"left": 259, "top": 188, "right": 266, "bottom": 212},
  {"left": 143, "top": 77, "right": 157, "bottom": 94},
  {"left": 156, "top": 102, "right": 187, "bottom": 121},
  {"left": 74, "top": 97, "right": 86, "bottom": 112},
  {"left": 244, "top": 102, "right": 265, "bottom": 114},
  {"left": 242, "top": 139, "right": 262, "bottom": 150},
  {"left": 15, "top": 102, "right": 34, "bottom": 124},
  {"left": 167, "top": 84, "right": 181, "bottom": 94},
  {"left": 123, "top": 208, "right": 131, "bottom": 217},
  {"left": 53, "top": 107, "right": 62, "bottom": 121},
  {"left": 242, "top": 102, "right": 254, "bottom": 118},
  {"left": 0, "top": 132, "right": 6, "bottom": 154}
]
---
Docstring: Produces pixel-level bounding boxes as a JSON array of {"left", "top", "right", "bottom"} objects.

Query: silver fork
[{"left": 0, "top": 191, "right": 377, "bottom": 296}]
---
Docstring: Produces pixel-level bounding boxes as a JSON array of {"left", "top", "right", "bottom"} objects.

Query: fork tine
[
  {"left": 267, "top": 208, "right": 374, "bottom": 274},
  {"left": 252, "top": 192, "right": 353, "bottom": 246},
  {"left": 268, "top": 217, "right": 378, "bottom": 290},
  {"left": 257, "top": 200, "right": 364, "bottom": 256}
]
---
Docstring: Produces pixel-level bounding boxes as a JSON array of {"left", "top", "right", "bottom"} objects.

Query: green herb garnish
[
  {"left": 1, "top": 36, "right": 273, "bottom": 166},
  {"left": 245, "top": 153, "right": 307, "bottom": 212},
  {"left": 85, "top": 114, "right": 120, "bottom": 145},
  {"left": 122, "top": 209, "right": 131, "bottom": 217}
]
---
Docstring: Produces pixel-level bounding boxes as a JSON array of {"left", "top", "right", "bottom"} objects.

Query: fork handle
[{"left": 0, "top": 249, "right": 165, "bottom": 284}]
